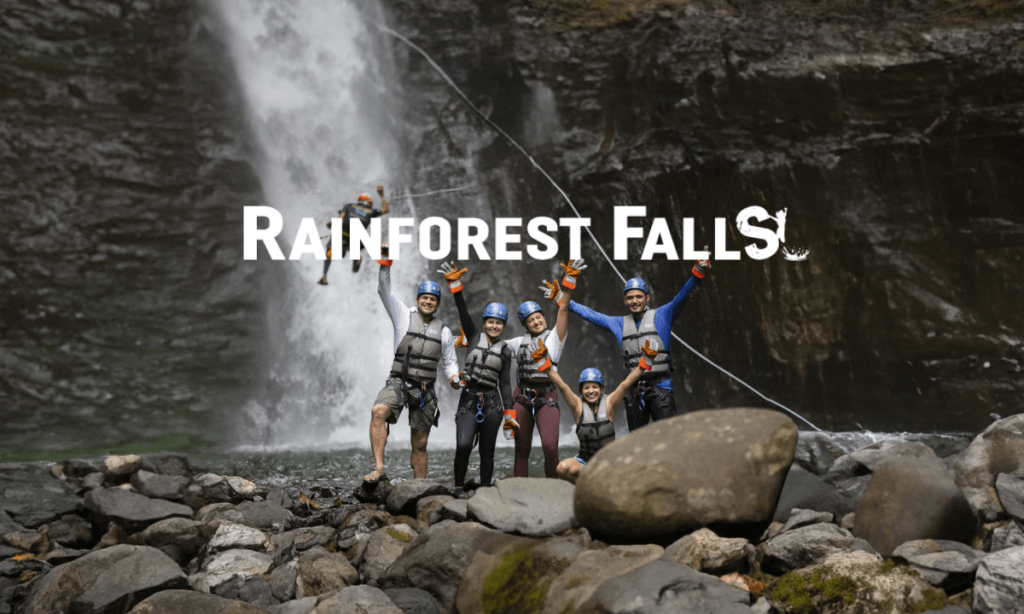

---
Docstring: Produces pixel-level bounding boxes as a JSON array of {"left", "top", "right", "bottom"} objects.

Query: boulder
[
  {"left": 272, "top": 526, "right": 338, "bottom": 565},
  {"left": 207, "top": 520, "right": 270, "bottom": 553},
  {"left": 337, "top": 509, "right": 393, "bottom": 550},
  {"left": 973, "top": 545, "right": 1024, "bottom": 614},
  {"left": 20, "top": 544, "right": 187, "bottom": 614},
  {"left": 990, "top": 520, "right": 1024, "bottom": 552},
  {"left": 995, "top": 472, "right": 1024, "bottom": 521},
  {"left": 353, "top": 479, "right": 395, "bottom": 506},
  {"left": 65, "top": 459, "right": 103, "bottom": 479},
  {"left": 129, "top": 517, "right": 206, "bottom": 565},
  {"left": 269, "top": 560, "right": 298, "bottom": 602},
  {"left": 825, "top": 440, "right": 937, "bottom": 482},
  {"left": 662, "top": 527, "right": 754, "bottom": 575},
  {"left": 128, "top": 589, "right": 267, "bottom": 613},
  {"left": 574, "top": 408, "right": 797, "bottom": 540},
  {"left": 267, "top": 488, "right": 294, "bottom": 510},
  {"left": 130, "top": 470, "right": 190, "bottom": 500},
  {"left": 758, "top": 523, "right": 856, "bottom": 575},
  {"left": 954, "top": 413, "right": 1024, "bottom": 522},
  {"left": 94, "top": 522, "right": 130, "bottom": 549},
  {"left": 42, "top": 548, "right": 88, "bottom": 565},
  {"left": 826, "top": 475, "right": 872, "bottom": 511},
  {"left": 103, "top": 455, "right": 142, "bottom": 477},
  {"left": 1, "top": 529, "right": 47, "bottom": 553},
  {"left": 415, "top": 495, "right": 453, "bottom": 526},
  {"left": 439, "top": 499, "right": 468, "bottom": 522},
  {"left": 385, "top": 587, "right": 441, "bottom": 614},
  {"left": 357, "top": 524, "right": 418, "bottom": 585},
  {"left": 778, "top": 508, "right": 835, "bottom": 535},
  {"left": 269, "top": 596, "right": 317, "bottom": 614},
  {"left": 226, "top": 476, "right": 260, "bottom": 499},
  {"left": 140, "top": 453, "right": 192, "bottom": 477},
  {"left": 577, "top": 559, "right": 752, "bottom": 614},
  {"left": 385, "top": 480, "right": 450, "bottom": 517},
  {"left": 767, "top": 550, "right": 944, "bottom": 614},
  {"left": 295, "top": 547, "right": 359, "bottom": 598},
  {"left": 774, "top": 465, "right": 854, "bottom": 521},
  {"left": 315, "top": 585, "right": 402, "bottom": 614},
  {"left": 45, "top": 514, "right": 92, "bottom": 548},
  {"left": 539, "top": 545, "right": 664, "bottom": 614},
  {"left": 0, "top": 463, "right": 83, "bottom": 528},
  {"left": 84, "top": 487, "right": 193, "bottom": 531},
  {"left": 202, "top": 500, "right": 295, "bottom": 531},
  {"left": 213, "top": 573, "right": 278, "bottom": 609},
  {"left": 793, "top": 431, "right": 848, "bottom": 476},
  {"left": 467, "top": 478, "right": 577, "bottom": 537},
  {"left": 382, "top": 521, "right": 534, "bottom": 612},
  {"left": 0, "top": 511, "right": 24, "bottom": 535},
  {"left": 854, "top": 456, "right": 977, "bottom": 556},
  {"left": 82, "top": 472, "right": 106, "bottom": 490},
  {"left": 892, "top": 539, "right": 985, "bottom": 592},
  {"left": 190, "top": 548, "right": 274, "bottom": 593}
]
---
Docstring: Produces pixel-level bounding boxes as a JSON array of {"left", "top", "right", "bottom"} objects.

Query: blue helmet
[
  {"left": 624, "top": 278, "right": 649, "bottom": 295},
  {"left": 417, "top": 281, "right": 441, "bottom": 299},
  {"left": 517, "top": 301, "right": 543, "bottom": 324},
  {"left": 578, "top": 368, "right": 604, "bottom": 391},
  {"left": 482, "top": 303, "right": 508, "bottom": 323}
]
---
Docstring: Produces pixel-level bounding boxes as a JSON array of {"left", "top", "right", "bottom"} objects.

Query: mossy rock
[{"left": 455, "top": 541, "right": 577, "bottom": 614}]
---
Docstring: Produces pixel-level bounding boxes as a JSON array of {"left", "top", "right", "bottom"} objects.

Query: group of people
[{"left": 327, "top": 189, "right": 711, "bottom": 489}]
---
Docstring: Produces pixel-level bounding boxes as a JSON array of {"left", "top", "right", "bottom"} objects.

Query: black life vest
[{"left": 341, "top": 203, "right": 374, "bottom": 237}]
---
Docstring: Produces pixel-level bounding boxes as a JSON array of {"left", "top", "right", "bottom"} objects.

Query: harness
[
  {"left": 515, "top": 382, "right": 558, "bottom": 415},
  {"left": 631, "top": 375, "right": 671, "bottom": 415}
]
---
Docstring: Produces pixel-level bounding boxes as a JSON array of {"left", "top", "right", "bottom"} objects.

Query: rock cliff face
[{"left": 384, "top": 0, "right": 1024, "bottom": 432}]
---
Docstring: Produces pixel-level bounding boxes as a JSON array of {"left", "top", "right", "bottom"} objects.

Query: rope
[
  {"left": 377, "top": 23, "right": 825, "bottom": 433},
  {"left": 392, "top": 185, "right": 474, "bottom": 199}
]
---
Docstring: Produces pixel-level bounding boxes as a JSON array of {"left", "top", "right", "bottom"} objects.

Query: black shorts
[{"left": 623, "top": 383, "right": 677, "bottom": 431}]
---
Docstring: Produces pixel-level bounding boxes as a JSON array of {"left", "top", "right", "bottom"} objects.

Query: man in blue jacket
[{"left": 567, "top": 254, "right": 710, "bottom": 431}]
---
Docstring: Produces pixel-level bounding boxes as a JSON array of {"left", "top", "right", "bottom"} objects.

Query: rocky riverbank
[{"left": 2, "top": 409, "right": 1023, "bottom": 613}]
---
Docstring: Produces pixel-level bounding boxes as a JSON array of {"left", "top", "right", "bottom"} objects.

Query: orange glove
[
  {"left": 692, "top": 246, "right": 711, "bottom": 279},
  {"left": 450, "top": 372, "right": 468, "bottom": 390},
  {"left": 437, "top": 262, "right": 468, "bottom": 293},
  {"left": 539, "top": 280, "right": 563, "bottom": 307},
  {"left": 560, "top": 258, "right": 587, "bottom": 289},
  {"left": 639, "top": 340, "right": 658, "bottom": 371},
  {"left": 378, "top": 243, "right": 392, "bottom": 266},
  {"left": 454, "top": 327, "right": 468, "bottom": 348},
  {"left": 502, "top": 409, "right": 519, "bottom": 440},
  {"left": 529, "top": 338, "right": 552, "bottom": 372},
  {"left": 326, "top": 248, "right": 332, "bottom": 260}
]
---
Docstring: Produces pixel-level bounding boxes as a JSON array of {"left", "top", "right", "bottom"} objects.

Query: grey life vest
[
  {"left": 621, "top": 308, "right": 671, "bottom": 379},
  {"left": 465, "top": 334, "right": 506, "bottom": 389},
  {"left": 390, "top": 310, "right": 444, "bottom": 383},
  {"left": 515, "top": 332, "right": 556, "bottom": 383},
  {"left": 576, "top": 395, "right": 615, "bottom": 461}
]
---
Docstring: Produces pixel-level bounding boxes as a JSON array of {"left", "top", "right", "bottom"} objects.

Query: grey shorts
[{"left": 373, "top": 377, "right": 439, "bottom": 433}]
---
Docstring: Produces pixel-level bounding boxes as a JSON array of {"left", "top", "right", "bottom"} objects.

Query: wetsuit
[
  {"left": 323, "top": 202, "right": 384, "bottom": 277},
  {"left": 505, "top": 330, "right": 565, "bottom": 477},
  {"left": 573, "top": 395, "right": 615, "bottom": 466},
  {"left": 568, "top": 274, "right": 702, "bottom": 431},
  {"left": 452, "top": 291, "right": 513, "bottom": 488}
]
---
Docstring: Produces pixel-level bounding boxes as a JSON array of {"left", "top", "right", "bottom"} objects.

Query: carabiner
[{"left": 474, "top": 393, "right": 486, "bottom": 423}]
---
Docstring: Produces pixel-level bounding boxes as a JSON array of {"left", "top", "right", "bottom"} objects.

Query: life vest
[
  {"left": 515, "top": 332, "right": 556, "bottom": 383},
  {"left": 576, "top": 395, "right": 614, "bottom": 461},
  {"left": 341, "top": 203, "right": 374, "bottom": 237},
  {"left": 464, "top": 334, "right": 506, "bottom": 389},
  {"left": 621, "top": 309, "right": 671, "bottom": 378},
  {"left": 390, "top": 310, "right": 445, "bottom": 383}
]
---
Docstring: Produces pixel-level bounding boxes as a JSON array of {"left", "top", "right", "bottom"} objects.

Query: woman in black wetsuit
[{"left": 438, "top": 262, "right": 516, "bottom": 490}]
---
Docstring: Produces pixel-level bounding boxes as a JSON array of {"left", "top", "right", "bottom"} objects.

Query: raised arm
[
  {"left": 528, "top": 337, "right": 582, "bottom": 422},
  {"left": 568, "top": 300, "right": 623, "bottom": 340},
  {"left": 662, "top": 251, "right": 711, "bottom": 325},
  {"left": 376, "top": 184, "right": 389, "bottom": 215},
  {"left": 556, "top": 258, "right": 586, "bottom": 342},
  {"left": 376, "top": 248, "right": 405, "bottom": 329},
  {"left": 440, "top": 262, "right": 476, "bottom": 339}
]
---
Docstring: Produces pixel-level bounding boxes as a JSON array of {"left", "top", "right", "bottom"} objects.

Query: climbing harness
[
  {"left": 515, "top": 384, "right": 558, "bottom": 416},
  {"left": 376, "top": 23, "right": 827, "bottom": 434}
]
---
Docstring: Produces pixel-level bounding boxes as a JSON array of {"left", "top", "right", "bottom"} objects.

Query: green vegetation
[
  {"left": 769, "top": 567, "right": 858, "bottom": 614},
  {"left": 481, "top": 545, "right": 570, "bottom": 614},
  {"left": 909, "top": 588, "right": 948, "bottom": 612},
  {"left": 385, "top": 528, "right": 412, "bottom": 543}
]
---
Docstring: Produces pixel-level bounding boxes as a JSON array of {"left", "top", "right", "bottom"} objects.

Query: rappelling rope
[
  {"left": 378, "top": 24, "right": 824, "bottom": 433},
  {"left": 392, "top": 185, "right": 474, "bottom": 199}
]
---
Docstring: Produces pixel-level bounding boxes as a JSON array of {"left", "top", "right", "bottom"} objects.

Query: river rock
[
  {"left": 20, "top": 544, "right": 186, "bottom": 614},
  {"left": 208, "top": 520, "right": 270, "bottom": 553},
  {"left": 204, "top": 500, "right": 295, "bottom": 531},
  {"left": 45, "top": 514, "right": 92, "bottom": 548},
  {"left": 577, "top": 559, "right": 752, "bottom": 614},
  {"left": 467, "top": 477, "right": 577, "bottom": 537},
  {"left": 382, "top": 521, "right": 534, "bottom": 612},
  {"left": 65, "top": 460, "right": 103, "bottom": 479},
  {"left": 0, "top": 463, "right": 83, "bottom": 528},
  {"left": 540, "top": 545, "right": 664, "bottom": 614},
  {"left": 337, "top": 509, "right": 393, "bottom": 550},
  {"left": 990, "top": 521, "right": 1024, "bottom": 552},
  {"left": 385, "top": 480, "right": 450, "bottom": 517},
  {"left": 779, "top": 508, "right": 835, "bottom": 534},
  {"left": 825, "top": 440, "right": 937, "bottom": 482},
  {"left": 575, "top": 408, "right": 797, "bottom": 540},
  {"left": 82, "top": 472, "right": 106, "bottom": 490},
  {"left": 269, "top": 596, "right": 317, "bottom": 614},
  {"left": 892, "top": 539, "right": 985, "bottom": 592},
  {"left": 854, "top": 456, "right": 976, "bottom": 556},
  {"left": 357, "top": 524, "right": 417, "bottom": 585},
  {"left": 272, "top": 526, "right": 338, "bottom": 565},
  {"left": 103, "top": 455, "right": 143, "bottom": 478},
  {"left": 140, "top": 453, "right": 192, "bottom": 477},
  {"left": 385, "top": 588, "right": 441, "bottom": 614},
  {"left": 131, "top": 469, "right": 190, "bottom": 500},
  {"left": 440, "top": 498, "right": 468, "bottom": 522},
  {"left": 315, "top": 585, "right": 402, "bottom": 614},
  {"left": 42, "top": 547, "right": 88, "bottom": 565},
  {"left": 954, "top": 413, "right": 1024, "bottom": 522},
  {"left": 416, "top": 495, "right": 453, "bottom": 526},
  {"left": 662, "top": 527, "right": 754, "bottom": 575},
  {"left": 190, "top": 548, "right": 274, "bottom": 593},
  {"left": 129, "top": 516, "right": 206, "bottom": 565},
  {"left": 213, "top": 573, "right": 278, "bottom": 608},
  {"left": 0, "top": 511, "right": 24, "bottom": 535},
  {"left": 758, "top": 522, "right": 857, "bottom": 575},
  {"left": 794, "top": 431, "right": 848, "bottom": 476},
  {"left": 84, "top": 487, "right": 193, "bottom": 531},
  {"left": 973, "top": 545, "right": 1024, "bottom": 614},
  {"left": 269, "top": 560, "right": 299, "bottom": 602},
  {"left": 995, "top": 472, "right": 1024, "bottom": 521},
  {"left": 293, "top": 547, "right": 359, "bottom": 598},
  {"left": 128, "top": 589, "right": 267, "bottom": 613},
  {"left": 774, "top": 465, "right": 855, "bottom": 521}
]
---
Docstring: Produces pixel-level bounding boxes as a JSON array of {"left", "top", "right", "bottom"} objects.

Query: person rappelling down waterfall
[
  {"left": 438, "top": 262, "right": 515, "bottom": 491},
  {"left": 499, "top": 259, "right": 582, "bottom": 478},
  {"left": 524, "top": 296, "right": 656, "bottom": 483},
  {"left": 363, "top": 245, "right": 461, "bottom": 484},
  {"left": 568, "top": 251, "right": 711, "bottom": 431},
  {"left": 318, "top": 184, "right": 389, "bottom": 285}
]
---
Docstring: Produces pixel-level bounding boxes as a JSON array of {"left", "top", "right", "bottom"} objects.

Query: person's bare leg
[
  {"left": 366, "top": 404, "right": 392, "bottom": 480},
  {"left": 410, "top": 429, "right": 429, "bottom": 479},
  {"left": 556, "top": 458, "right": 583, "bottom": 484}
]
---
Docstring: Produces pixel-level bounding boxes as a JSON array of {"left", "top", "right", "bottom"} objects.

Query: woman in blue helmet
[
  {"left": 438, "top": 262, "right": 515, "bottom": 489},
  {"left": 526, "top": 294, "right": 659, "bottom": 483}
]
